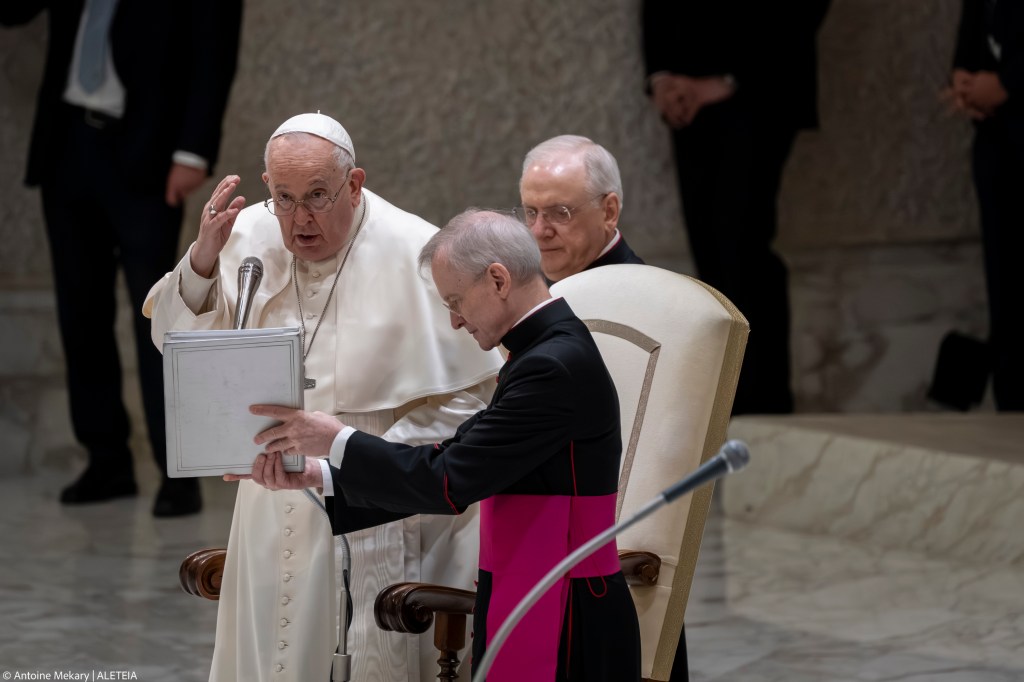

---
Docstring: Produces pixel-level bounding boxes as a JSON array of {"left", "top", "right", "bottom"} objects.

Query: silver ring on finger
[{"left": 208, "top": 204, "right": 218, "bottom": 217}]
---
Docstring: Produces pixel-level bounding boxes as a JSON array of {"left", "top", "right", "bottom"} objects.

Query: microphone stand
[
  {"left": 470, "top": 441, "right": 750, "bottom": 682},
  {"left": 332, "top": 533, "right": 353, "bottom": 681}
]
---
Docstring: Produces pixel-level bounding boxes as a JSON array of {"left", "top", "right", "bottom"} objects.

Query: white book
[{"left": 163, "top": 326, "right": 306, "bottom": 477}]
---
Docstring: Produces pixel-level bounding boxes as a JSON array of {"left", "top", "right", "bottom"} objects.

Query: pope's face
[
  {"left": 519, "top": 157, "right": 618, "bottom": 282},
  {"left": 263, "top": 135, "right": 366, "bottom": 263},
  {"left": 431, "top": 257, "right": 509, "bottom": 351}
]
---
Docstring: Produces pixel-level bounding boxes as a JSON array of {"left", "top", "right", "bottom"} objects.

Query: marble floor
[{"left": 1, "top": 458, "right": 1022, "bottom": 681}]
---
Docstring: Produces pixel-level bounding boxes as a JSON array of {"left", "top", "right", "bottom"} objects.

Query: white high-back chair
[{"left": 550, "top": 264, "right": 748, "bottom": 678}]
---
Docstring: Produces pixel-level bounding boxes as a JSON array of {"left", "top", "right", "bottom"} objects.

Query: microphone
[
  {"left": 233, "top": 256, "right": 264, "bottom": 329},
  {"left": 470, "top": 439, "right": 751, "bottom": 682},
  {"left": 662, "top": 438, "right": 750, "bottom": 503}
]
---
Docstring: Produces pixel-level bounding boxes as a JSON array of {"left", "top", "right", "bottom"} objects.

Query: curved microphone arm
[{"left": 470, "top": 440, "right": 750, "bottom": 682}]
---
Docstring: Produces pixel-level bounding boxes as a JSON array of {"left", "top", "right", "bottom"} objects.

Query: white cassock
[{"left": 145, "top": 189, "right": 502, "bottom": 682}]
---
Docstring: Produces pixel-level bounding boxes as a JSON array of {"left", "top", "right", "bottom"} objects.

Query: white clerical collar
[
  {"left": 511, "top": 296, "right": 561, "bottom": 329},
  {"left": 597, "top": 229, "right": 621, "bottom": 259}
]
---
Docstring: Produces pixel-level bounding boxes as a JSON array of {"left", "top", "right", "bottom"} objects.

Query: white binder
[{"left": 163, "top": 326, "right": 306, "bottom": 477}]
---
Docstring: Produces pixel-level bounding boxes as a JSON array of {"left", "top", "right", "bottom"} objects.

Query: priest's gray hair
[
  {"left": 419, "top": 209, "right": 542, "bottom": 284},
  {"left": 263, "top": 133, "right": 355, "bottom": 172},
  {"left": 521, "top": 134, "right": 623, "bottom": 207}
]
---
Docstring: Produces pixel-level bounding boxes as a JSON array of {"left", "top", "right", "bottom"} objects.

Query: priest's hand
[
  {"left": 225, "top": 452, "right": 324, "bottom": 491},
  {"left": 250, "top": 405, "right": 345, "bottom": 457}
]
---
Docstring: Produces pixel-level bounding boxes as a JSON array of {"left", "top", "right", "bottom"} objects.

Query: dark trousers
[
  {"left": 972, "top": 114, "right": 1024, "bottom": 411},
  {"left": 672, "top": 100, "right": 798, "bottom": 415},
  {"left": 40, "top": 112, "right": 183, "bottom": 479},
  {"left": 669, "top": 625, "right": 689, "bottom": 681}
]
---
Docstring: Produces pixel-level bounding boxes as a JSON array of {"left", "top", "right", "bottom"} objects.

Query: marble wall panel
[{"left": 724, "top": 416, "right": 1024, "bottom": 565}]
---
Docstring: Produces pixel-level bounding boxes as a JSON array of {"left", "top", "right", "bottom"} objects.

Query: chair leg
[{"left": 433, "top": 611, "right": 467, "bottom": 681}]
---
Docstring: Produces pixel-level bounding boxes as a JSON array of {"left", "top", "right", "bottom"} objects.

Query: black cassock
[{"left": 326, "top": 297, "right": 641, "bottom": 681}]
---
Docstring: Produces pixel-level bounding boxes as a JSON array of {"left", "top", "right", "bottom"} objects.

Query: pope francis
[{"left": 144, "top": 113, "right": 501, "bottom": 682}]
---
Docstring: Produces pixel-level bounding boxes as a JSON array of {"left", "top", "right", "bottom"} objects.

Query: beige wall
[{"left": 0, "top": 0, "right": 992, "bottom": 464}]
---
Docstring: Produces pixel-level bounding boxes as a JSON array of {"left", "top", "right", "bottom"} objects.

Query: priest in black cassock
[{"left": 233, "top": 209, "right": 642, "bottom": 682}]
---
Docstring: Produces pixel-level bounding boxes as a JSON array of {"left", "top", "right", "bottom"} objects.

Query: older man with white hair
[
  {"left": 517, "top": 135, "right": 644, "bottom": 283},
  {"left": 145, "top": 113, "right": 502, "bottom": 682}
]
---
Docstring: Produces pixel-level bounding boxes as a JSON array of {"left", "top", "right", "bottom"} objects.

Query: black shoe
[
  {"left": 153, "top": 477, "right": 202, "bottom": 517},
  {"left": 60, "top": 467, "right": 138, "bottom": 504}
]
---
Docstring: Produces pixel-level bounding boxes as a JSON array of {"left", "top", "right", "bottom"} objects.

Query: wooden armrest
[
  {"left": 374, "top": 582, "right": 476, "bottom": 634},
  {"left": 618, "top": 549, "right": 661, "bottom": 587},
  {"left": 372, "top": 550, "right": 660, "bottom": 630},
  {"left": 180, "top": 547, "right": 226, "bottom": 600},
  {"left": 375, "top": 582, "right": 477, "bottom": 681}
]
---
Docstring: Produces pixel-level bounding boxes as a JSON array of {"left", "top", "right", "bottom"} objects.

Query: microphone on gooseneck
[
  {"left": 233, "top": 256, "right": 264, "bottom": 330},
  {"left": 661, "top": 439, "right": 750, "bottom": 503}
]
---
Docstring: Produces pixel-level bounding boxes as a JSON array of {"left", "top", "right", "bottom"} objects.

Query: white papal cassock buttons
[
  {"left": 313, "top": 271, "right": 321, "bottom": 279},
  {"left": 284, "top": 528, "right": 293, "bottom": 536},
  {"left": 307, "top": 289, "right": 316, "bottom": 298},
  {"left": 281, "top": 596, "right": 290, "bottom": 605},
  {"left": 280, "top": 618, "right": 289, "bottom": 627},
  {"left": 278, "top": 641, "right": 288, "bottom": 650},
  {"left": 285, "top": 504, "right": 294, "bottom": 513},
  {"left": 283, "top": 549, "right": 292, "bottom": 558},
  {"left": 283, "top": 573, "right": 292, "bottom": 582},
  {"left": 275, "top": 664, "right": 283, "bottom": 673}
]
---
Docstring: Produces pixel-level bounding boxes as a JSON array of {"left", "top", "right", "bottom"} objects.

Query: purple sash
[{"left": 479, "top": 493, "right": 619, "bottom": 681}]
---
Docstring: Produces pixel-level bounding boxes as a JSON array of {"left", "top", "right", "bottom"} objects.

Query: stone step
[{"left": 722, "top": 413, "right": 1024, "bottom": 565}]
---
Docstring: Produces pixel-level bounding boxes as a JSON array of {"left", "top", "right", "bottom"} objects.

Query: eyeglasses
[
  {"left": 513, "top": 193, "right": 608, "bottom": 227},
  {"left": 264, "top": 171, "right": 350, "bottom": 216},
  {"left": 439, "top": 273, "right": 487, "bottom": 317},
  {"left": 440, "top": 299, "right": 464, "bottom": 316}
]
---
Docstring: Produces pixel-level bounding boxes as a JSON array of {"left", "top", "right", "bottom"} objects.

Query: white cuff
[
  {"left": 329, "top": 425, "right": 357, "bottom": 470},
  {"left": 647, "top": 70, "right": 673, "bottom": 89},
  {"left": 172, "top": 150, "right": 209, "bottom": 171},
  {"left": 317, "top": 459, "right": 334, "bottom": 497},
  {"left": 180, "top": 243, "right": 218, "bottom": 314}
]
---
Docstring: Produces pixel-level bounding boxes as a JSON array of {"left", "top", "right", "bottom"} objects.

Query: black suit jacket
[
  {"left": 953, "top": 0, "right": 1024, "bottom": 121},
  {"left": 642, "top": 0, "right": 831, "bottom": 130},
  {"left": 1, "top": 0, "right": 241, "bottom": 190}
]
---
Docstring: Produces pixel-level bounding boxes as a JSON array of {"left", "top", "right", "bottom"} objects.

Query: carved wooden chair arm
[
  {"left": 618, "top": 549, "right": 662, "bottom": 587},
  {"left": 372, "top": 548, "right": 662, "bottom": 632},
  {"left": 180, "top": 547, "right": 226, "bottom": 600},
  {"left": 374, "top": 582, "right": 477, "bottom": 681},
  {"left": 374, "top": 582, "right": 476, "bottom": 634}
]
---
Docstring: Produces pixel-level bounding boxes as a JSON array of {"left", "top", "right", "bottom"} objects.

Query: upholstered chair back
[{"left": 550, "top": 264, "right": 748, "bottom": 680}]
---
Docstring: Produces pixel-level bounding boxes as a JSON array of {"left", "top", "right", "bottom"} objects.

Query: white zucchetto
[{"left": 270, "top": 112, "right": 355, "bottom": 161}]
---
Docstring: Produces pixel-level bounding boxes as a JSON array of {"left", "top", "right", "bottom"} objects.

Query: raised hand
[{"left": 191, "top": 174, "right": 246, "bottom": 278}]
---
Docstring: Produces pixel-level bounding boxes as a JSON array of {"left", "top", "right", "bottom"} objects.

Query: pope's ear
[{"left": 347, "top": 168, "right": 367, "bottom": 198}]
